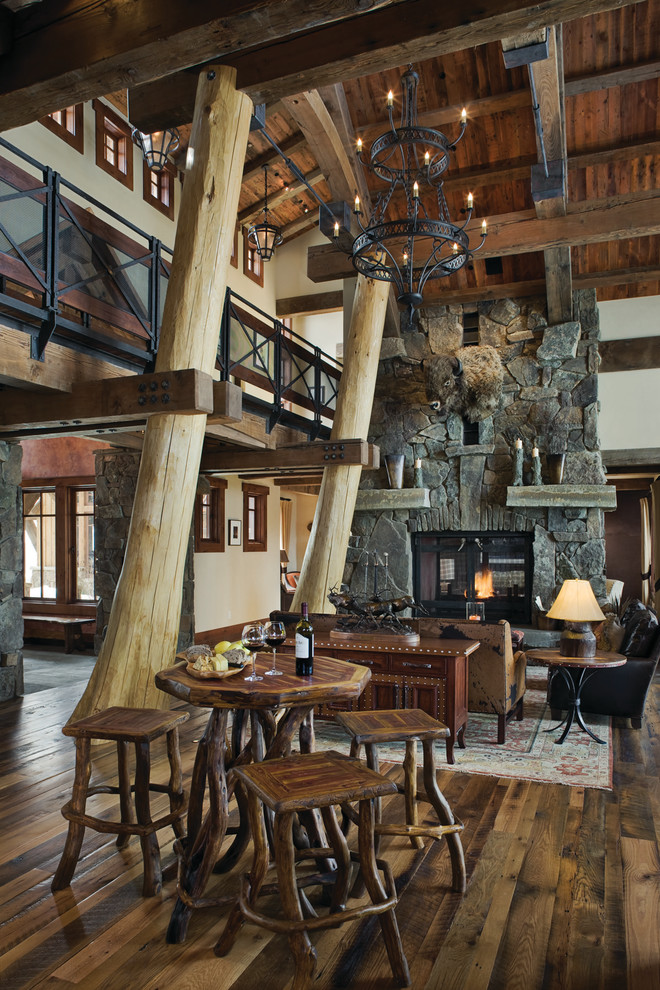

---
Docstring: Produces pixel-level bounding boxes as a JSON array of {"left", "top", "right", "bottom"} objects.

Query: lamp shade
[{"left": 546, "top": 579, "right": 605, "bottom": 622}]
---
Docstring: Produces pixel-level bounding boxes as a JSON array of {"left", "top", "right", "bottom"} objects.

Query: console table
[{"left": 280, "top": 635, "right": 479, "bottom": 764}]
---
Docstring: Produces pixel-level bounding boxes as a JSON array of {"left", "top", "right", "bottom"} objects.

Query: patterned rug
[{"left": 314, "top": 668, "right": 613, "bottom": 790}]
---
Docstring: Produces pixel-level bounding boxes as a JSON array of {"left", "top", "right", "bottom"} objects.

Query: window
[
  {"left": 93, "top": 99, "right": 134, "bottom": 189},
  {"left": 39, "top": 104, "right": 84, "bottom": 153},
  {"left": 194, "top": 479, "right": 227, "bottom": 552},
  {"left": 243, "top": 227, "right": 263, "bottom": 286},
  {"left": 142, "top": 160, "right": 176, "bottom": 220},
  {"left": 23, "top": 480, "right": 95, "bottom": 603},
  {"left": 242, "top": 483, "right": 268, "bottom": 552}
]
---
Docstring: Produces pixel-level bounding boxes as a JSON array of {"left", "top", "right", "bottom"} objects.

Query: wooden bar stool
[
  {"left": 335, "top": 709, "right": 466, "bottom": 893},
  {"left": 215, "top": 750, "right": 411, "bottom": 990},
  {"left": 52, "top": 706, "right": 189, "bottom": 897}
]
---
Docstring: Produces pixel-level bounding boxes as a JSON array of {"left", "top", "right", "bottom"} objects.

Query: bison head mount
[{"left": 424, "top": 345, "right": 504, "bottom": 424}]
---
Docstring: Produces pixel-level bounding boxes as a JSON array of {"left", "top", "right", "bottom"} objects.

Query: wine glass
[
  {"left": 241, "top": 622, "right": 265, "bottom": 682},
  {"left": 264, "top": 620, "right": 285, "bottom": 676}
]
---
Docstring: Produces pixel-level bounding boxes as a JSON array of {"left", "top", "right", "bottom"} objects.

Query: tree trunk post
[
  {"left": 70, "top": 67, "right": 253, "bottom": 720},
  {"left": 292, "top": 275, "right": 389, "bottom": 613}
]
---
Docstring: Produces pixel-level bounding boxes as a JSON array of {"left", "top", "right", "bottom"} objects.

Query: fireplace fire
[{"left": 413, "top": 531, "right": 532, "bottom": 623}]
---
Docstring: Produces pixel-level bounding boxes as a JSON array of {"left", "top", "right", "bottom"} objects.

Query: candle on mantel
[
  {"left": 532, "top": 446, "right": 539, "bottom": 458},
  {"left": 515, "top": 438, "right": 523, "bottom": 449}
]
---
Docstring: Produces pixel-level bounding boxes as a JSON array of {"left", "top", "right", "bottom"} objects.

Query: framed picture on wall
[{"left": 228, "top": 519, "right": 242, "bottom": 546}]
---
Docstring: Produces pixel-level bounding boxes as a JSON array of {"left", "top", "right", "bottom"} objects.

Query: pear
[{"left": 214, "top": 640, "right": 232, "bottom": 655}]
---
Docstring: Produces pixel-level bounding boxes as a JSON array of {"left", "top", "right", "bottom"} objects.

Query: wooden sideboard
[{"left": 279, "top": 635, "right": 478, "bottom": 764}]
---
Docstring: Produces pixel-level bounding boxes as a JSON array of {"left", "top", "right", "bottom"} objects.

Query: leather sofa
[{"left": 547, "top": 599, "right": 660, "bottom": 728}]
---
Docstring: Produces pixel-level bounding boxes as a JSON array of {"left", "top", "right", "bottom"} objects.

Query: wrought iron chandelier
[
  {"left": 248, "top": 164, "right": 283, "bottom": 261},
  {"left": 132, "top": 127, "right": 180, "bottom": 172},
  {"left": 351, "top": 66, "right": 487, "bottom": 314}
]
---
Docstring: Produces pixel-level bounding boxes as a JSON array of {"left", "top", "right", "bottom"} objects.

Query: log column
[
  {"left": 292, "top": 275, "right": 389, "bottom": 613},
  {"left": 71, "top": 67, "right": 252, "bottom": 720}
]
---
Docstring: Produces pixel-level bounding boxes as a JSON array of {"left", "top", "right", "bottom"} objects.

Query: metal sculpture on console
[{"left": 328, "top": 551, "right": 427, "bottom": 643}]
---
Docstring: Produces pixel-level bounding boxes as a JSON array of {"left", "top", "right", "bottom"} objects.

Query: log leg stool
[
  {"left": 215, "top": 750, "right": 411, "bottom": 990},
  {"left": 52, "top": 706, "right": 189, "bottom": 897},
  {"left": 335, "top": 709, "right": 466, "bottom": 893}
]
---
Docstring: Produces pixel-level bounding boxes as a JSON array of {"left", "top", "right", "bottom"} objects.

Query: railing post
[
  {"left": 312, "top": 344, "right": 323, "bottom": 439},
  {"left": 147, "top": 235, "right": 162, "bottom": 368},
  {"left": 267, "top": 320, "right": 284, "bottom": 433},
  {"left": 218, "top": 286, "right": 232, "bottom": 379},
  {"left": 32, "top": 166, "right": 60, "bottom": 360}
]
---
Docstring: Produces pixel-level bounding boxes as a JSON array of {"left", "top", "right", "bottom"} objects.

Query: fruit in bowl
[{"left": 214, "top": 640, "right": 232, "bottom": 654}]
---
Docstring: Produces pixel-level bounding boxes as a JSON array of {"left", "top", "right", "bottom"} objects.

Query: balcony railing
[{"left": 0, "top": 138, "right": 341, "bottom": 436}]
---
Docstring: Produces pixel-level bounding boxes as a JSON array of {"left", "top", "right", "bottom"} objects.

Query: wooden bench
[{"left": 23, "top": 615, "right": 95, "bottom": 653}]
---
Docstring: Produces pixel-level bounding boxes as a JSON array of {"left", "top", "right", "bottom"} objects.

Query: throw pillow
[
  {"left": 596, "top": 614, "right": 625, "bottom": 654},
  {"left": 619, "top": 608, "right": 659, "bottom": 657}
]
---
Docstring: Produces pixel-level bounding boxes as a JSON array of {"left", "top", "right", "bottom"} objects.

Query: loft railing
[
  {"left": 0, "top": 138, "right": 341, "bottom": 435},
  {"left": 0, "top": 137, "right": 170, "bottom": 370},
  {"left": 220, "top": 289, "right": 341, "bottom": 436}
]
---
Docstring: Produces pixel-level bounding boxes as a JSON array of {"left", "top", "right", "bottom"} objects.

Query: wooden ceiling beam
[
  {"left": 599, "top": 337, "right": 660, "bottom": 373},
  {"left": 0, "top": 369, "right": 216, "bottom": 435},
  {"left": 565, "top": 57, "right": 660, "bottom": 96},
  {"left": 276, "top": 290, "right": 344, "bottom": 317},
  {"left": 120, "top": 0, "right": 645, "bottom": 133},
  {"left": 200, "top": 439, "right": 379, "bottom": 474},
  {"left": 1, "top": 0, "right": 405, "bottom": 129},
  {"left": 307, "top": 196, "right": 660, "bottom": 281},
  {"left": 238, "top": 168, "right": 325, "bottom": 224}
]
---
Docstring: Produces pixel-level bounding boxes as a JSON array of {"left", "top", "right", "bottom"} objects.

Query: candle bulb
[
  {"left": 387, "top": 90, "right": 394, "bottom": 108},
  {"left": 356, "top": 137, "right": 362, "bottom": 153},
  {"left": 424, "top": 151, "right": 430, "bottom": 166},
  {"left": 467, "top": 192, "right": 473, "bottom": 209},
  {"left": 333, "top": 221, "right": 339, "bottom": 238},
  {"left": 413, "top": 181, "right": 419, "bottom": 198},
  {"left": 354, "top": 195, "right": 360, "bottom": 214},
  {"left": 461, "top": 107, "right": 467, "bottom": 123},
  {"left": 482, "top": 219, "right": 488, "bottom": 235}
]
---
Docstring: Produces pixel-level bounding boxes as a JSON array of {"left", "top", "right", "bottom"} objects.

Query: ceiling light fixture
[
  {"left": 247, "top": 164, "right": 283, "bottom": 261},
  {"left": 352, "top": 66, "right": 487, "bottom": 316},
  {"left": 132, "top": 127, "right": 180, "bottom": 172}
]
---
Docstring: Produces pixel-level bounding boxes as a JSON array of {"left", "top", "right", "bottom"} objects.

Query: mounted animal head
[{"left": 424, "top": 345, "right": 504, "bottom": 423}]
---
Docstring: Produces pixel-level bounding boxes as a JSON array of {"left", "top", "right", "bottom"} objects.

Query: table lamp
[{"left": 545, "top": 578, "right": 605, "bottom": 658}]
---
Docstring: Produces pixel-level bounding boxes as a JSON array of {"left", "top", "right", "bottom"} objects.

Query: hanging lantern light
[
  {"left": 352, "top": 66, "right": 487, "bottom": 318},
  {"left": 247, "top": 164, "right": 283, "bottom": 261},
  {"left": 132, "top": 127, "right": 180, "bottom": 172}
]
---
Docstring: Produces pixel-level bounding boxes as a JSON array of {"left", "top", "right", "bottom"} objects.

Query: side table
[{"left": 525, "top": 649, "right": 626, "bottom": 744}]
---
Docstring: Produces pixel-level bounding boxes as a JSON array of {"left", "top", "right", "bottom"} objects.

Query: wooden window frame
[
  {"left": 230, "top": 222, "right": 239, "bottom": 269},
  {"left": 194, "top": 478, "right": 227, "bottom": 553},
  {"left": 242, "top": 482, "right": 268, "bottom": 552},
  {"left": 242, "top": 226, "right": 264, "bottom": 287},
  {"left": 93, "top": 99, "right": 134, "bottom": 190},
  {"left": 22, "top": 477, "right": 96, "bottom": 608},
  {"left": 39, "top": 104, "right": 84, "bottom": 154},
  {"left": 142, "top": 159, "right": 176, "bottom": 220}
]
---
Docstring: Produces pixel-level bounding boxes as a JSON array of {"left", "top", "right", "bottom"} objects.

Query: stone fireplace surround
[{"left": 344, "top": 290, "right": 612, "bottom": 619}]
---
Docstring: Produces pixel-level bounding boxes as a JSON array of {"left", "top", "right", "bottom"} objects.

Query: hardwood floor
[{"left": 1, "top": 665, "right": 659, "bottom": 990}]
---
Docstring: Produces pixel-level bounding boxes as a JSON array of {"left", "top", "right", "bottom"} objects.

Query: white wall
[
  {"left": 598, "top": 295, "right": 660, "bottom": 451},
  {"left": 193, "top": 477, "right": 282, "bottom": 631}
]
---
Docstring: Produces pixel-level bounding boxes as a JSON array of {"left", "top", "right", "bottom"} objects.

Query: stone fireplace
[{"left": 344, "top": 290, "right": 615, "bottom": 621}]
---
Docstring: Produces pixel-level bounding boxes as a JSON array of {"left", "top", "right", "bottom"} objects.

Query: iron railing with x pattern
[{"left": 0, "top": 138, "right": 341, "bottom": 435}]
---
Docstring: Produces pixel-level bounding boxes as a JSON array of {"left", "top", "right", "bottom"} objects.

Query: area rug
[{"left": 313, "top": 668, "right": 613, "bottom": 790}]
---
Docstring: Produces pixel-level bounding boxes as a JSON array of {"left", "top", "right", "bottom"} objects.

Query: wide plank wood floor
[{"left": 1, "top": 660, "right": 659, "bottom": 990}]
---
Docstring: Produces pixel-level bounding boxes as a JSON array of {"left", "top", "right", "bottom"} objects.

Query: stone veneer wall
[
  {"left": 0, "top": 442, "right": 23, "bottom": 700},
  {"left": 94, "top": 450, "right": 195, "bottom": 653},
  {"left": 346, "top": 289, "right": 608, "bottom": 613}
]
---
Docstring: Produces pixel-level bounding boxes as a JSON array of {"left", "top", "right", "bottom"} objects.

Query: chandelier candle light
[{"left": 352, "top": 66, "right": 487, "bottom": 317}]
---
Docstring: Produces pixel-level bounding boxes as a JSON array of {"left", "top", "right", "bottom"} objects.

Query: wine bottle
[{"left": 295, "top": 602, "right": 314, "bottom": 676}]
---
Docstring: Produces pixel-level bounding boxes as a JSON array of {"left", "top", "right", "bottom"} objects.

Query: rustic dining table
[{"left": 155, "top": 651, "right": 371, "bottom": 943}]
